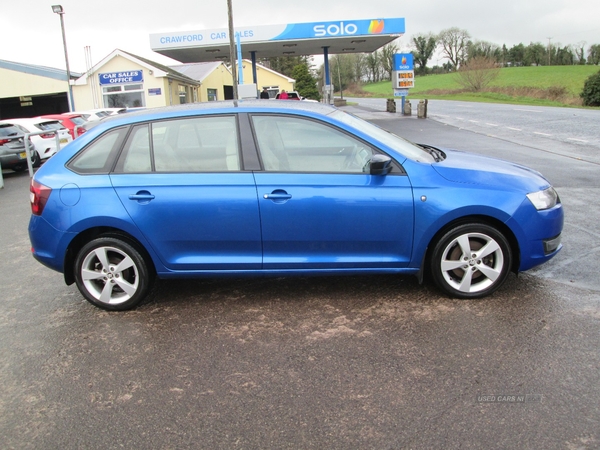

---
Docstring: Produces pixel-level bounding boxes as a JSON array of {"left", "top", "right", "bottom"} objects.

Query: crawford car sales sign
[{"left": 99, "top": 70, "right": 144, "bottom": 85}]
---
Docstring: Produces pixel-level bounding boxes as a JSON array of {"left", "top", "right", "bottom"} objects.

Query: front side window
[{"left": 251, "top": 115, "right": 374, "bottom": 173}]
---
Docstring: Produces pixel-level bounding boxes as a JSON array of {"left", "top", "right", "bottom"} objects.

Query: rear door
[{"left": 111, "top": 115, "right": 262, "bottom": 271}]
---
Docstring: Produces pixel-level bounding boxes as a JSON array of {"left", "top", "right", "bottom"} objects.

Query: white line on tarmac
[
  {"left": 513, "top": 108, "right": 544, "bottom": 113},
  {"left": 486, "top": 123, "right": 499, "bottom": 127},
  {"left": 506, "top": 127, "right": 522, "bottom": 131},
  {"left": 567, "top": 138, "right": 589, "bottom": 143},
  {"left": 534, "top": 132, "right": 553, "bottom": 136}
]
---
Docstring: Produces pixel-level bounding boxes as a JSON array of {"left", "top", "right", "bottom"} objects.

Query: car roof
[
  {"left": 39, "top": 113, "right": 84, "bottom": 119},
  {"left": 1, "top": 117, "right": 59, "bottom": 125},
  {"left": 81, "top": 100, "right": 337, "bottom": 131}
]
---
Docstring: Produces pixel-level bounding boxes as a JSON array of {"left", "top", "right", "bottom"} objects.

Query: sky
[{"left": 2, "top": 0, "right": 599, "bottom": 73}]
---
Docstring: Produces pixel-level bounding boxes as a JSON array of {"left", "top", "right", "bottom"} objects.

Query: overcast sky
[{"left": 2, "top": 0, "right": 599, "bottom": 72}]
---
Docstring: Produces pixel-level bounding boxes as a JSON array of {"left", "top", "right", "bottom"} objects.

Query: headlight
[{"left": 526, "top": 187, "right": 559, "bottom": 210}]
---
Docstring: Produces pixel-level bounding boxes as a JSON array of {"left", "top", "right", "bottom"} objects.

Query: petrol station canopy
[{"left": 150, "top": 18, "right": 405, "bottom": 63}]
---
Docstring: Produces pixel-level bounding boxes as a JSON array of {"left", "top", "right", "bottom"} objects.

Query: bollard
[
  {"left": 386, "top": 98, "right": 396, "bottom": 113},
  {"left": 417, "top": 100, "right": 425, "bottom": 118},
  {"left": 403, "top": 99, "right": 412, "bottom": 116}
]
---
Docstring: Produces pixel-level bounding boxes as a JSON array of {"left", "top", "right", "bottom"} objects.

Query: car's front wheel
[
  {"left": 430, "top": 223, "right": 512, "bottom": 298},
  {"left": 74, "top": 236, "right": 153, "bottom": 310}
]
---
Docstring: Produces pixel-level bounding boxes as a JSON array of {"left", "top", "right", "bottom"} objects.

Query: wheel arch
[
  {"left": 64, "top": 227, "right": 156, "bottom": 285},
  {"left": 422, "top": 215, "right": 520, "bottom": 280}
]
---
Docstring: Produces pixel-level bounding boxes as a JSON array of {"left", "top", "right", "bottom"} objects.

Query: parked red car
[{"left": 37, "top": 113, "right": 88, "bottom": 140}]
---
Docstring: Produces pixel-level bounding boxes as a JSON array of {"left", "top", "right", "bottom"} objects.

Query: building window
[
  {"left": 207, "top": 89, "right": 218, "bottom": 102},
  {"left": 178, "top": 85, "right": 188, "bottom": 104},
  {"left": 102, "top": 84, "right": 145, "bottom": 108}
]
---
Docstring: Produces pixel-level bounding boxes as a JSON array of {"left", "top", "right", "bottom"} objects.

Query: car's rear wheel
[
  {"left": 74, "top": 236, "right": 153, "bottom": 310},
  {"left": 30, "top": 150, "right": 40, "bottom": 168},
  {"left": 430, "top": 223, "right": 512, "bottom": 298}
]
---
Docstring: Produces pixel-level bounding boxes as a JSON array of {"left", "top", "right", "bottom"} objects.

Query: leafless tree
[{"left": 438, "top": 27, "right": 471, "bottom": 69}]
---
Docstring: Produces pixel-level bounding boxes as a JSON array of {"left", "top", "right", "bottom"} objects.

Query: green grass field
[{"left": 359, "top": 66, "right": 600, "bottom": 107}]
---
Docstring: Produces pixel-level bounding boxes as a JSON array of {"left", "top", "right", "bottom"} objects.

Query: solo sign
[{"left": 99, "top": 70, "right": 144, "bottom": 85}]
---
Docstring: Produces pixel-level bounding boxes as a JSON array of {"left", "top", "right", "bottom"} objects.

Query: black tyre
[
  {"left": 74, "top": 236, "right": 153, "bottom": 311},
  {"left": 31, "top": 150, "right": 42, "bottom": 167},
  {"left": 30, "top": 150, "right": 41, "bottom": 168},
  {"left": 430, "top": 223, "right": 512, "bottom": 298}
]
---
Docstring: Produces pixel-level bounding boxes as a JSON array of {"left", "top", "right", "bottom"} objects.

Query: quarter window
[{"left": 68, "top": 127, "right": 128, "bottom": 174}]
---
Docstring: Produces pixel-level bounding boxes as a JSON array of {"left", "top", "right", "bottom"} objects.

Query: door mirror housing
[{"left": 369, "top": 154, "right": 393, "bottom": 175}]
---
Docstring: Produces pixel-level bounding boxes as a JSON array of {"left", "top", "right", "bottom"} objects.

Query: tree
[
  {"left": 467, "top": 40, "right": 501, "bottom": 62},
  {"left": 411, "top": 33, "right": 437, "bottom": 75},
  {"left": 352, "top": 53, "right": 367, "bottom": 84},
  {"left": 587, "top": 44, "right": 600, "bottom": 65},
  {"left": 268, "top": 56, "right": 311, "bottom": 78},
  {"left": 291, "top": 63, "right": 320, "bottom": 101},
  {"left": 524, "top": 42, "right": 546, "bottom": 66},
  {"left": 329, "top": 55, "right": 356, "bottom": 94},
  {"left": 456, "top": 56, "right": 501, "bottom": 92},
  {"left": 437, "top": 27, "right": 470, "bottom": 69},
  {"left": 380, "top": 41, "right": 399, "bottom": 80},
  {"left": 508, "top": 43, "right": 526, "bottom": 66},
  {"left": 365, "top": 51, "right": 381, "bottom": 82},
  {"left": 580, "top": 70, "right": 600, "bottom": 106},
  {"left": 574, "top": 42, "right": 586, "bottom": 65}
]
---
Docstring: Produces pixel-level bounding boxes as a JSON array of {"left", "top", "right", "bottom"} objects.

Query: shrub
[
  {"left": 580, "top": 70, "right": 600, "bottom": 106},
  {"left": 456, "top": 57, "right": 501, "bottom": 92}
]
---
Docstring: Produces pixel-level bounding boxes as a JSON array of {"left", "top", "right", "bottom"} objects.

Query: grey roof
[
  {"left": 0, "top": 59, "right": 82, "bottom": 81},
  {"left": 168, "top": 62, "right": 224, "bottom": 83},
  {"left": 117, "top": 50, "right": 200, "bottom": 85}
]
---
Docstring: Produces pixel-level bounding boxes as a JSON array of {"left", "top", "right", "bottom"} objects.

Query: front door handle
[{"left": 263, "top": 189, "right": 292, "bottom": 203}]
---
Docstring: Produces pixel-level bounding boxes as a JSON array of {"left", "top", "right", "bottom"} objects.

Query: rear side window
[
  {"left": 114, "top": 115, "right": 241, "bottom": 173},
  {"left": 68, "top": 127, "right": 128, "bottom": 174}
]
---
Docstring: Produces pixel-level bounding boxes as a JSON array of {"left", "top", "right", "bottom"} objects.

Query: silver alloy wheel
[
  {"left": 439, "top": 232, "right": 505, "bottom": 294},
  {"left": 80, "top": 245, "right": 140, "bottom": 305}
]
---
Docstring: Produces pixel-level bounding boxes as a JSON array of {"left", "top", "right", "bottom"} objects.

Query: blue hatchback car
[{"left": 29, "top": 101, "right": 563, "bottom": 310}]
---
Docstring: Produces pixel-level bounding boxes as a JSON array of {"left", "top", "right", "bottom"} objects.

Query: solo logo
[{"left": 314, "top": 22, "right": 358, "bottom": 37}]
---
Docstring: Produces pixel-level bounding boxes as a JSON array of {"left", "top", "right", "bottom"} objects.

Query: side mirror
[{"left": 369, "top": 154, "right": 393, "bottom": 175}]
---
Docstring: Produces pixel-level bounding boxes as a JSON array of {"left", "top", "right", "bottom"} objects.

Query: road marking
[
  {"left": 507, "top": 127, "right": 522, "bottom": 131},
  {"left": 486, "top": 123, "right": 499, "bottom": 127},
  {"left": 513, "top": 108, "right": 544, "bottom": 113},
  {"left": 534, "top": 132, "right": 552, "bottom": 136},
  {"left": 568, "top": 138, "right": 589, "bottom": 143},
  {"left": 469, "top": 120, "right": 479, "bottom": 123}
]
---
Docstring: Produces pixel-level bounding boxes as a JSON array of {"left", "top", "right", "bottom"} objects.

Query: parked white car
[
  {"left": 76, "top": 108, "right": 127, "bottom": 121},
  {"left": 0, "top": 117, "right": 72, "bottom": 162}
]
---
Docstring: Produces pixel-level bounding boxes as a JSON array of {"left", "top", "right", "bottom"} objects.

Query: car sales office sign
[{"left": 99, "top": 70, "right": 144, "bottom": 85}]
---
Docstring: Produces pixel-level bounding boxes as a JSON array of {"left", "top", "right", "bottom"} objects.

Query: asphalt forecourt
[{"left": 1, "top": 115, "right": 598, "bottom": 449}]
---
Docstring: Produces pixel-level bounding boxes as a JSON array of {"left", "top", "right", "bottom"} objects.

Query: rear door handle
[{"left": 129, "top": 191, "right": 155, "bottom": 203}]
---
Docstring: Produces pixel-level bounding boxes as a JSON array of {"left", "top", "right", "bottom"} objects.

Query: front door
[{"left": 251, "top": 114, "right": 414, "bottom": 270}]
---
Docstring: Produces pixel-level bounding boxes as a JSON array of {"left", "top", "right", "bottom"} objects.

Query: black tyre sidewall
[
  {"left": 31, "top": 151, "right": 41, "bottom": 168},
  {"left": 430, "top": 223, "right": 512, "bottom": 299},
  {"left": 74, "top": 237, "right": 151, "bottom": 311}
]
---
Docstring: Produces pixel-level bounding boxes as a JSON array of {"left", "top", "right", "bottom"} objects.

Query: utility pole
[
  {"left": 227, "top": 0, "right": 238, "bottom": 100},
  {"left": 547, "top": 37, "right": 552, "bottom": 66}
]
